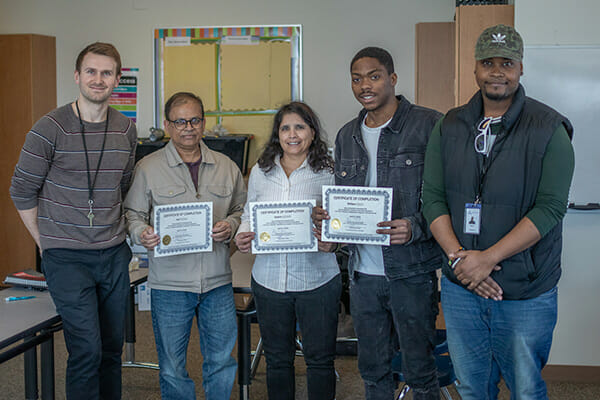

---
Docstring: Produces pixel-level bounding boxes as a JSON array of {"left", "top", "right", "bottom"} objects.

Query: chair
[{"left": 391, "top": 329, "right": 456, "bottom": 400}]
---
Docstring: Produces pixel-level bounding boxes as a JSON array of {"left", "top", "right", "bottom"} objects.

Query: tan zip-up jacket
[{"left": 125, "top": 140, "right": 247, "bottom": 293}]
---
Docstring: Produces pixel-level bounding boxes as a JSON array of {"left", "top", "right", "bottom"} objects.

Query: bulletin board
[{"left": 153, "top": 25, "right": 302, "bottom": 166}]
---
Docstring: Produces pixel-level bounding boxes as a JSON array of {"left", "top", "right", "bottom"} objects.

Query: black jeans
[
  {"left": 251, "top": 275, "right": 342, "bottom": 400},
  {"left": 42, "top": 242, "right": 131, "bottom": 400},
  {"left": 350, "top": 271, "right": 439, "bottom": 400}
]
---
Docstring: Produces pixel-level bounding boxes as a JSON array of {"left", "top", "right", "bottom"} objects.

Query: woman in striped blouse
[{"left": 235, "top": 102, "right": 341, "bottom": 400}]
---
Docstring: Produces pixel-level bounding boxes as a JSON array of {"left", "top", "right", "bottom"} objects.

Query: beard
[
  {"left": 481, "top": 82, "right": 518, "bottom": 102},
  {"left": 483, "top": 90, "right": 513, "bottom": 101}
]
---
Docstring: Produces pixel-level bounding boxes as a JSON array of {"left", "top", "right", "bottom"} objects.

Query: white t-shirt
[{"left": 354, "top": 115, "right": 392, "bottom": 276}]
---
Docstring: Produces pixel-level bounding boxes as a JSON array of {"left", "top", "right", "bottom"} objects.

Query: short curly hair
[
  {"left": 258, "top": 102, "right": 333, "bottom": 174},
  {"left": 350, "top": 46, "right": 394, "bottom": 75}
]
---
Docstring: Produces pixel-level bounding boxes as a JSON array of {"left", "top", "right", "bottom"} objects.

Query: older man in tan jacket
[{"left": 124, "top": 92, "right": 246, "bottom": 400}]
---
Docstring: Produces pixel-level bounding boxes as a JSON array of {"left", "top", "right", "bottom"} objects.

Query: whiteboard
[{"left": 521, "top": 45, "right": 600, "bottom": 204}]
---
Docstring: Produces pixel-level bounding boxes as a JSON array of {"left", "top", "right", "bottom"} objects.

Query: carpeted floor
[{"left": 1, "top": 308, "right": 599, "bottom": 399}]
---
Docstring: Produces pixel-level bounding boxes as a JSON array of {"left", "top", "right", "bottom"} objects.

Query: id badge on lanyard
[
  {"left": 465, "top": 116, "right": 504, "bottom": 235},
  {"left": 464, "top": 202, "right": 481, "bottom": 235}
]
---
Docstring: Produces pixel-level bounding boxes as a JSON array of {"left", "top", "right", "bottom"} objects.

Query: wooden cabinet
[
  {"left": 0, "top": 34, "right": 56, "bottom": 279},
  {"left": 415, "top": 5, "right": 514, "bottom": 111},
  {"left": 415, "top": 22, "right": 456, "bottom": 114},
  {"left": 455, "top": 4, "right": 514, "bottom": 105}
]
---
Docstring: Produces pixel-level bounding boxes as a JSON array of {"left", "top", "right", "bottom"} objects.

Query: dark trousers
[
  {"left": 350, "top": 271, "right": 439, "bottom": 400},
  {"left": 251, "top": 275, "right": 342, "bottom": 400},
  {"left": 42, "top": 242, "right": 131, "bottom": 400}
]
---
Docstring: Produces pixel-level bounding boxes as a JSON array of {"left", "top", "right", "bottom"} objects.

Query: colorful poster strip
[
  {"left": 155, "top": 26, "right": 296, "bottom": 39},
  {"left": 110, "top": 67, "right": 139, "bottom": 123}
]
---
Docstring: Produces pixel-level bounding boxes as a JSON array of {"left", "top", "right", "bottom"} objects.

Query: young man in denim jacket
[{"left": 313, "top": 47, "right": 442, "bottom": 400}]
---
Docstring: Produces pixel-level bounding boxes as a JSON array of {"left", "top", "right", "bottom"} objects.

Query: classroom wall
[
  {"left": 2, "top": 0, "right": 597, "bottom": 368},
  {"left": 516, "top": 0, "right": 600, "bottom": 366},
  {"left": 0, "top": 0, "right": 454, "bottom": 142}
]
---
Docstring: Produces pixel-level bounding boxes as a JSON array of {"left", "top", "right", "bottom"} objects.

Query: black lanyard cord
[
  {"left": 475, "top": 123, "right": 506, "bottom": 204},
  {"left": 75, "top": 101, "right": 109, "bottom": 221}
]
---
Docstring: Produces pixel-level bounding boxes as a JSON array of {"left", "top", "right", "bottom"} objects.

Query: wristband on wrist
[
  {"left": 447, "top": 246, "right": 465, "bottom": 267},
  {"left": 331, "top": 242, "right": 342, "bottom": 253},
  {"left": 449, "top": 257, "right": 462, "bottom": 269}
]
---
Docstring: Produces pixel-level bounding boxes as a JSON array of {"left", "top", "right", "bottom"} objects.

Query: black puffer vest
[{"left": 440, "top": 85, "right": 573, "bottom": 299}]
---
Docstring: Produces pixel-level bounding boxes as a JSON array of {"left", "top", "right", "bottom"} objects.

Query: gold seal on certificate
[
  {"left": 153, "top": 202, "right": 213, "bottom": 257},
  {"left": 321, "top": 185, "right": 393, "bottom": 245},
  {"left": 250, "top": 200, "right": 318, "bottom": 254},
  {"left": 331, "top": 218, "right": 341, "bottom": 230}
]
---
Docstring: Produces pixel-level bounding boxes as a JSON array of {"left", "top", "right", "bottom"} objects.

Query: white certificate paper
[
  {"left": 153, "top": 202, "right": 213, "bottom": 257},
  {"left": 250, "top": 200, "right": 318, "bottom": 254},
  {"left": 321, "top": 185, "right": 393, "bottom": 245}
]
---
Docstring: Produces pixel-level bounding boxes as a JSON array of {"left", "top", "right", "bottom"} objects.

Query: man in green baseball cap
[{"left": 422, "top": 24, "right": 575, "bottom": 399}]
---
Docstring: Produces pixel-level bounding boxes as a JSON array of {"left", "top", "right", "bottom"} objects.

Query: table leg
[
  {"left": 125, "top": 284, "right": 136, "bottom": 352},
  {"left": 24, "top": 340, "right": 38, "bottom": 400},
  {"left": 40, "top": 333, "right": 55, "bottom": 399},
  {"left": 122, "top": 283, "right": 158, "bottom": 370},
  {"left": 237, "top": 311, "right": 252, "bottom": 400}
]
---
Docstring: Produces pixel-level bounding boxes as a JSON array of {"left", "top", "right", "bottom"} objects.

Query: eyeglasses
[{"left": 167, "top": 117, "right": 204, "bottom": 131}]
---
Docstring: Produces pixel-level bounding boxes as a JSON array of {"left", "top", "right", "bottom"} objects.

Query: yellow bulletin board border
[{"left": 153, "top": 24, "right": 302, "bottom": 128}]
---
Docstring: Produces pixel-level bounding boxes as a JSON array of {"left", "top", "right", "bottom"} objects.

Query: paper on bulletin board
[
  {"left": 165, "top": 36, "right": 191, "bottom": 46},
  {"left": 164, "top": 43, "right": 217, "bottom": 112},
  {"left": 110, "top": 67, "right": 139, "bottom": 123},
  {"left": 203, "top": 116, "right": 218, "bottom": 132},
  {"left": 221, "top": 114, "right": 273, "bottom": 166},
  {"left": 269, "top": 42, "right": 292, "bottom": 110},
  {"left": 221, "top": 41, "right": 291, "bottom": 111},
  {"left": 221, "top": 35, "right": 259, "bottom": 45}
]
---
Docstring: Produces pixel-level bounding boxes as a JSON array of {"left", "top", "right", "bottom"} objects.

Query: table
[
  {"left": 122, "top": 268, "right": 158, "bottom": 370},
  {"left": 1, "top": 268, "right": 158, "bottom": 400},
  {"left": 0, "top": 287, "right": 62, "bottom": 400}
]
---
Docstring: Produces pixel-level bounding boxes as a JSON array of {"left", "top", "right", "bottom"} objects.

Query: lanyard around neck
[
  {"left": 75, "top": 101, "right": 109, "bottom": 218},
  {"left": 475, "top": 117, "right": 504, "bottom": 204}
]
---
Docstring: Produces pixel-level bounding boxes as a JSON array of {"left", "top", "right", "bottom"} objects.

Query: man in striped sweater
[{"left": 10, "top": 42, "right": 137, "bottom": 400}]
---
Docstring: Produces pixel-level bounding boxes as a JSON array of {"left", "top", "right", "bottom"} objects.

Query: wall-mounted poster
[{"left": 110, "top": 67, "right": 139, "bottom": 123}]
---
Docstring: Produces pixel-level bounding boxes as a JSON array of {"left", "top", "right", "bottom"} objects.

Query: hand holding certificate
[
  {"left": 153, "top": 202, "right": 213, "bottom": 257},
  {"left": 321, "top": 185, "right": 393, "bottom": 245},
  {"left": 250, "top": 200, "right": 317, "bottom": 254}
]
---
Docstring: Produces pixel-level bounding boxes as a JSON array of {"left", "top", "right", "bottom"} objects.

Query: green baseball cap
[{"left": 475, "top": 24, "right": 523, "bottom": 61}]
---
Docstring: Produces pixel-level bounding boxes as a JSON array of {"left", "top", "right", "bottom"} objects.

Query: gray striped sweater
[{"left": 10, "top": 103, "right": 137, "bottom": 250}]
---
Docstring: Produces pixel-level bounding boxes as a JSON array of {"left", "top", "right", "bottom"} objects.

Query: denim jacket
[{"left": 334, "top": 96, "right": 442, "bottom": 279}]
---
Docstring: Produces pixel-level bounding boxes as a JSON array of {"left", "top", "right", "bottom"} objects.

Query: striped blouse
[{"left": 237, "top": 156, "right": 340, "bottom": 292}]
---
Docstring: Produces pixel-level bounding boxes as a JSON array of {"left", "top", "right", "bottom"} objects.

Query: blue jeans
[
  {"left": 42, "top": 242, "right": 131, "bottom": 400},
  {"left": 252, "top": 275, "right": 342, "bottom": 400},
  {"left": 350, "top": 271, "right": 439, "bottom": 400},
  {"left": 151, "top": 284, "right": 237, "bottom": 400},
  {"left": 441, "top": 276, "right": 558, "bottom": 400}
]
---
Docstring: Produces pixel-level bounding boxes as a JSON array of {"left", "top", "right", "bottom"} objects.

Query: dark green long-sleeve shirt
[{"left": 422, "top": 117, "right": 574, "bottom": 237}]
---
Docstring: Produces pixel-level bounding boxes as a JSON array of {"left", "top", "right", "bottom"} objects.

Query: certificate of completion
[
  {"left": 153, "top": 202, "right": 213, "bottom": 257},
  {"left": 250, "top": 200, "right": 317, "bottom": 254},
  {"left": 321, "top": 185, "right": 393, "bottom": 245}
]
